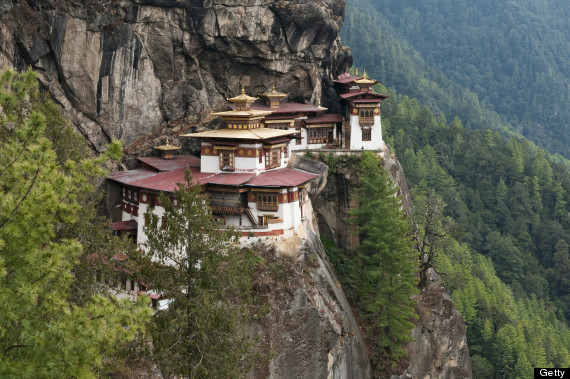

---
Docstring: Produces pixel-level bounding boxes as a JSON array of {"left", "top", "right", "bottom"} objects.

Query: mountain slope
[{"left": 342, "top": 0, "right": 570, "bottom": 160}]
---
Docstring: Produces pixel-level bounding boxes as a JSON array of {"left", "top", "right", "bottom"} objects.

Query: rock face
[
  {"left": 393, "top": 267, "right": 471, "bottom": 379},
  {"left": 249, "top": 227, "right": 372, "bottom": 379},
  {"left": 1, "top": 0, "right": 351, "bottom": 156},
  {"left": 312, "top": 146, "right": 472, "bottom": 378}
]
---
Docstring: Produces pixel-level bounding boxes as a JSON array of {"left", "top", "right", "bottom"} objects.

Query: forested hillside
[
  {"left": 342, "top": 0, "right": 570, "bottom": 160},
  {"left": 380, "top": 85, "right": 570, "bottom": 378},
  {"left": 340, "top": 1, "right": 570, "bottom": 376}
]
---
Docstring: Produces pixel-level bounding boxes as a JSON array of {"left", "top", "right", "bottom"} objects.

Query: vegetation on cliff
[
  {"left": 323, "top": 152, "right": 419, "bottom": 374},
  {"left": 0, "top": 69, "right": 151, "bottom": 376},
  {"left": 342, "top": 2, "right": 570, "bottom": 375}
]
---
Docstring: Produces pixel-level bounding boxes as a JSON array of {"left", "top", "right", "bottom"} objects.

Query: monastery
[{"left": 107, "top": 71, "right": 387, "bottom": 248}]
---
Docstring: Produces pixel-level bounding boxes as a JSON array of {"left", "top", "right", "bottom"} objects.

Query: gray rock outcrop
[
  {"left": 250, "top": 228, "right": 372, "bottom": 378},
  {"left": 1, "top": 0, "right": 351, "bottom": 156}
]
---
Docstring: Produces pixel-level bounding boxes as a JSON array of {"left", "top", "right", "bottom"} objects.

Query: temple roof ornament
[
  {"left": 260, "top": 85, "right": 288, "bottom": 109},
  {"left": 354, "top": 70, "right": 377, "bottom": 85},
  {"left": 227, "top": 86, "right": 258, "bottom": 111},
  {"left": 154, "top": 138, "right": 181, "bottom": 160}
]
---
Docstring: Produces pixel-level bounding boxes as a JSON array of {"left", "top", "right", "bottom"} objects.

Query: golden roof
[
  {"left": 212, "top": 109, "right": 274, "bottom": 118},
  {"left": 316, "top": 100, "right": 328, "bottom": 111},
  {"left": 154, "top": 138, "right": 181, "bottom": 151},
  {"left": 354, "top": 70, "right": 377, "bottom": 85},
  {"left": 260, "top": 85, "right": 287, "bottom": 99},
  {"left": 181, "top": 127, "right": 297, "bottom": 140},
  {"left": 227, "top": 87, "right": 258, "bottom": 106}
]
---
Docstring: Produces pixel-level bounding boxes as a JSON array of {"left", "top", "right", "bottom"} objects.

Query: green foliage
[
  {"left": 344, "top": 0, "right": 570, "bottom": 161},
  {"left": 0, "top": 68, "right": 150, "bottom": 377},
  {"left": 317, "top": 152, "right": 341, "bottom": 173},
  {"left": 143, "top": 171, "right": 260, "bottom": 378},
  {"left": 373, "top": 72, "right": 570, "bottom": 377},
  {"left": 349, "top": 152, "right": 419, "bottom": 371},
  {"left": 321, "top": 237, "right": 360, "bottom": 299}
]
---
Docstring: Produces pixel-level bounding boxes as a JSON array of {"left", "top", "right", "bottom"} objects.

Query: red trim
[{"left": 240, "top": 229, "right": 284, "bottom": 237}]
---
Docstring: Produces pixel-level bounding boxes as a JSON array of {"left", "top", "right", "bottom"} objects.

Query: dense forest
[
  {"left": 339, "top": 1, "right": 570, "bottom": 377},
  {"left": 342, "top": 0, "right": 570, "bottom": 161},
  {"left": 380, "top": 86, "right": 570, "bottom": 377}
]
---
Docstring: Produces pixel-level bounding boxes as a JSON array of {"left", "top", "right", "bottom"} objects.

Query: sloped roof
[
  {"left": 339, "top": 91, "right": 388, "bottom": 100},
  {"left": 250, "top": 103, "right": 323, "bottom": 114},
  {"left": 304, "top": 114, "right": 343, "bottom": 124},
  {"left": 245, "top": 168, "right": 318, "bottom": 188},
  {"left": 138, "top": 155, "right": 201, "bottom": 172},
  {"left": 110, "top": 165, "right": 317, "bottom": 193},
  {"left": 334, "top": 73, "right": 361, "bottom": 84},
  {"left": 181, "top": 127, "right": 298, "bottom": 140}
]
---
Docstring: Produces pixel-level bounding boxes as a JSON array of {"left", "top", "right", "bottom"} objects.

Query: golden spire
[
  {"left": 260, "top": 85, "right": 287, "bottom": 109},
  {"left": 154, "top": 137, "right": 181, "bottom": 159},
  {"left": 227, "top": 86, "right": 258, "bottom": 111},
  {"left": 355, "top": 70, "right": 376, "bottom": 85}
]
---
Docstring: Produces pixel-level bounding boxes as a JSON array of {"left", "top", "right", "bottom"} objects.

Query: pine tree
[
  {"left": 349, "top": 151, "right": 419, "bottom": 370},
  {"left": 0, "top": 68, "right": 150, "bottom": 376},
  {"left": 143, "top": 171, "right": 260, "bottom": 378}
]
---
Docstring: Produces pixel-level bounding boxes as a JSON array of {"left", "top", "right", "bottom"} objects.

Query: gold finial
[
  {"left": 272, "top": 84, "right": 276, "bottom": 91},
  {"left": 355, "top": 67, "right": 359, "bottom": 75},
  {"left": 240, "top": 85, "right": 245, "bottom": 94},
  {"left": 362, "top": 70, "right": 368, "bottom": 79},
  {"left": 154, "top": 137, "right": 180, "bottom": 159}
]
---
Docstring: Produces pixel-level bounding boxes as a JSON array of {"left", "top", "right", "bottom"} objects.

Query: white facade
[
  {"left": 201, "top": 142, "right": 292, "bottom": 174},
  {"left": 349, "top": 114, "right": 383, "bottom": 150}
]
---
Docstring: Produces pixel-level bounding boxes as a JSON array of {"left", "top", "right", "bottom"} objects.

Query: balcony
[{"left": 210, "top": 199, "right": 245, "bottom": 215}]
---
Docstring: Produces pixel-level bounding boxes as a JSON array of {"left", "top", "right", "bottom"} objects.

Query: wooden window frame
[
  {"left": 362, "top": 127, "right": 372, "bottom": 142},
  {"left": 219, "top": 150, "right": 235, "bottom": 171},
  {"left": 264, "top": 148, "right": 281, "bottom": 169},
  {"left": 256, "top": 193, "right": 279, "bottom": 211},
  {"left": 359, "top": 107, "right": 375, "bottom": 126}
]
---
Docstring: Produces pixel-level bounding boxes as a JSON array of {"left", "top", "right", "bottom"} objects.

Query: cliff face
[
  {"left": 312, "top": 145, "right": 472, "bottom": 378},
  {"left": 250, "top": 227, "right": 372, "bottom": 378},
  {"left": 0, "top": 0, "right": 351, "bottom": 155}
]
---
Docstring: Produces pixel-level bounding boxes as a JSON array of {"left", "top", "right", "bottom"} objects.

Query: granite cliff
[{"left": 0, "top": 0, "right": 350, "bottom": 156}]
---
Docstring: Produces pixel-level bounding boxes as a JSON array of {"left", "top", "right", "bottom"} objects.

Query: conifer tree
[
  {"left": 0, "top": 68, "right": 150, "bottom": 376},
  {"left": 143, "top": 171, "right": 259, "bottom": 378},
  {"left": 349, "top": 151, "right": 419, "bottom": 370}
]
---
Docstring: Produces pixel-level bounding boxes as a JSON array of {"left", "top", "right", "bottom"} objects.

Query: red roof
[
  {"left": 138, "top": 155, "right": 200, "bottom": 172},
  {"left": 110, "top": 167, "right": 215, "bottom": 193},
  {"left": 339, "top": 92, "right": 388, "bottom": 100},
  {"left": 206, "top": 173, "right": 255, "bottom": 186},
  {"left": 304, "top": 114, "right": 343, "bottom": 124},
  {"left": 111, "top": 220, "right": 138, "bottom": 231},
  {"left": 108, "top": 168, "right": 160, "bottom": 185},
  {"left": 245, "top": 168, "right": 318, "bottom": 187},
  {"left": 110, "top": 160, "right": 319, "bottom": 192},
  {"left": 334, "top": 73, "right": 361, "bottom": 84}
]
